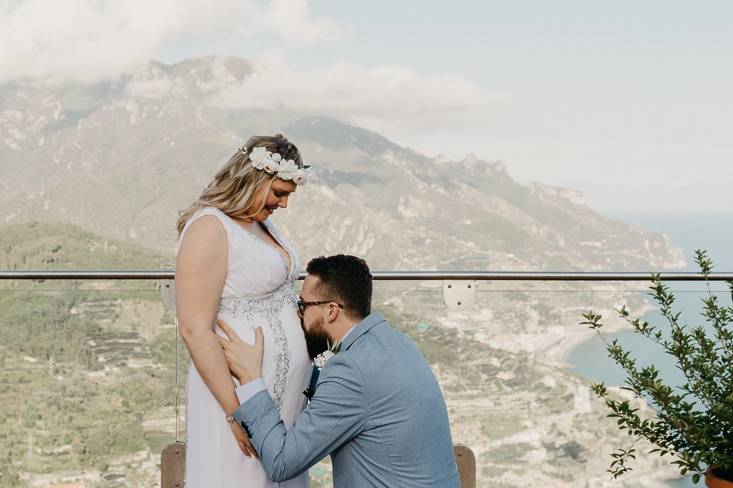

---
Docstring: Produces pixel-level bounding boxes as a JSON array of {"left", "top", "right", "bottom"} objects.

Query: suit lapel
[{"left": 304, "top": 313, "right": 386, "bottom": 400}]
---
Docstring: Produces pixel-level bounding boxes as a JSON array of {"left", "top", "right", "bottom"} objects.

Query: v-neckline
[{"left": 234, "top": 219, "right": 293, "bottom": 277}]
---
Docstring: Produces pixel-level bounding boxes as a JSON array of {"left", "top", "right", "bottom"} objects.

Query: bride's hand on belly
[{"left": 230, "top": 421, "right": 259, "bottom": 459}]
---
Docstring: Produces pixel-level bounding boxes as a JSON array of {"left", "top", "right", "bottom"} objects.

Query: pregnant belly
[{"left": 215, "top": 303, "right": 309, "bottom": 414}]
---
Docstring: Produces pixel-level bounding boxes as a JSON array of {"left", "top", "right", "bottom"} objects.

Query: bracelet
[{"left": 225, "top": 414, "right": 236, "bottom": 423}]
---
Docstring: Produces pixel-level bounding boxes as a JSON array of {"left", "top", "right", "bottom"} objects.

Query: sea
[{"left": 566, "top": 212, "right": 733, "bottom": 487}]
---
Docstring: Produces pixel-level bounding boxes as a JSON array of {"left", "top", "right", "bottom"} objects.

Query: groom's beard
[{"left": 302, "top": 316, "right": 330, "bottom": 360}]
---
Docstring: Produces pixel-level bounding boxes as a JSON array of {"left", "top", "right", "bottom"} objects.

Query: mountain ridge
[{"left": 0, "top": 56, "right": 685, "bottom": 271}]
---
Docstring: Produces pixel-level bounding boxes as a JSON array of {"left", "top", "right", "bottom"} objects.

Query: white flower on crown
[
  {"left": 249, "top": 146, "right": 270, "bottom": 170},
  {"left": 277, "top": 159, "right": 300, "bottom": 180},
  {"left": 292, "top": 169, "right": 306, "bottom": 185},
  {"left": 246, "top": 145, "right": 309, "bottom": 184},
  {"left": 263, "top": 158, "right": 280, "bottom": 174}
]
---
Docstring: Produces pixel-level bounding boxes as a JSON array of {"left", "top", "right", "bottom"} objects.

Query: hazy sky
[{"left": 2, "top": 0, "right": 731, "bottom": 213}]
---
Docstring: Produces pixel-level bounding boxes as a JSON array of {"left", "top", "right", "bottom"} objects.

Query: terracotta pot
[{"left": 706, "top": 467, "right": 733, "bottom": 488}]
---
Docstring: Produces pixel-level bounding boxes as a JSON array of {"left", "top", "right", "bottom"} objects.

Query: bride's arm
[{"left": 175, "top": 215, "right": 256, "bottom": 456}]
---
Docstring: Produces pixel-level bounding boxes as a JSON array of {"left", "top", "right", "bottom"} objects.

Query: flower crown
[{"left": 241, "top": 146, "right": 310, "bottom": 185}]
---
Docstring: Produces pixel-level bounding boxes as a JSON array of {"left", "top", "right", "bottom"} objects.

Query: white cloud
[
  {"left": 207, "top": 52, "right": 503, "bottom": 136},
  {"left": 268, "top": 0, "right": 342, "bottom": 46},
  {"left": 0, "top": 0, "right": 341, "bottom": 83}
]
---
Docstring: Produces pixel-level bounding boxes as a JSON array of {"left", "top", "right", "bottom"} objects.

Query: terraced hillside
[
  {"left": 1, "top": 222, "right": 684, "bottom": 487},
  {"left": 0, "top": 223, "right": 178, "bottom": 487}
]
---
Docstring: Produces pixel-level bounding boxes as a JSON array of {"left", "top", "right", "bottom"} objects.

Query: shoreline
[{"left": 539, "top": 300, "right": 657, "bottom": 368}]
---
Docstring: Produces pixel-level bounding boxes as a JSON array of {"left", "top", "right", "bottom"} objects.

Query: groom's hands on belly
[{"left": 217, "top": 319, "right": 264, "bottom": 384}]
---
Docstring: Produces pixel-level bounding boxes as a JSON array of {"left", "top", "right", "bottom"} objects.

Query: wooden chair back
[
  {"left": 454, "top": 444, "right": 476, "bottom": 488},
  {"left": 161, "top": 442, "right": 476, "bottom": 487},
  {"left": 161, "top": 442, "right": 186, "bottom": 488}
]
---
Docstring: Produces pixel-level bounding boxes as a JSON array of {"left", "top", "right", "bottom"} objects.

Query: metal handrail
[{"left": 1, "top": 270, "right": 732, "bottom": 281}]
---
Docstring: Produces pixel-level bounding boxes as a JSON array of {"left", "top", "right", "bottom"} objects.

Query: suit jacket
[{"left": 234, "top": 311, "right": 460, "bottom": 487}]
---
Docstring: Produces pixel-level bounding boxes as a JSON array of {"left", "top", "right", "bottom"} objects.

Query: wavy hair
[{"left": 176, "top": 134, "right": 303, "bottom": 236}]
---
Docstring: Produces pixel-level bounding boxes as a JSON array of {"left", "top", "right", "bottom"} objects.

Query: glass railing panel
[
  {"left": 555, "top": 283, "right": 730, "bottom": 488},
  {"left": 365, "top": 280, "right": 728, "bottom": 488},
  {"left": 0, "top": 280, "right": 184, "bottom": 487},
  {"left": 1, "top": 278, "right": 728, "bottom": 487}
]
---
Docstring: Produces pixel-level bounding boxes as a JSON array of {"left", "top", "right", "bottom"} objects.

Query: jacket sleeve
[{"left": 233, "top": 354, "right": 366, "bottom": 482}]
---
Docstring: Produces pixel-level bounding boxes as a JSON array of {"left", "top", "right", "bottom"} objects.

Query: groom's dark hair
[{"left": 306, "top": 254, "right": 372, "bottom": 319}]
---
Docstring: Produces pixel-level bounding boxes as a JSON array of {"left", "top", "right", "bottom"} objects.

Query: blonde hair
[{"left": 176, "top": 134, "right": 303, "bottom": 236}]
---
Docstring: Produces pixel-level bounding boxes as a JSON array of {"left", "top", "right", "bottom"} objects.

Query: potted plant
[{"left": 581, "top": 250, "right": 733, "bottom": 486}]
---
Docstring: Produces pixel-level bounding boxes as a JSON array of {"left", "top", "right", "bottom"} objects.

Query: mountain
[
  {"left": 0, "top": 56, "right": 684, "bottom": 270},
  {"left": 0, "top": 221, "right": 171, "bottom": 270}
]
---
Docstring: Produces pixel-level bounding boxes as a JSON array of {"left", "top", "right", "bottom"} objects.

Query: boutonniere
[
  {"left": 304, "top": 343, "right": 341, "bottom": 400},
  {"left": 313, "top": 349, "right": 335, "bottom": 369}
]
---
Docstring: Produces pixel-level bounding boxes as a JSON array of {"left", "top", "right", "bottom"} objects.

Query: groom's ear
[{"left": 327, "top": 302, "right": 342, "bottom": 322}]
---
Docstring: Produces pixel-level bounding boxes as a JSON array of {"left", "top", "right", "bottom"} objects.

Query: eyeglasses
[{"left": 297, "top": 299, "right": 344, "bottom": 316}]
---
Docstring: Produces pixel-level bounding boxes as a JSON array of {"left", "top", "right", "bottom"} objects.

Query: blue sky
[{"left": 3, "top": 0, "right": 731, "bottom": 213}]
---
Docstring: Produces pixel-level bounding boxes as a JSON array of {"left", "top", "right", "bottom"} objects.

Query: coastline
[{"left": 535, "top": 300, "right": 656, "bottom": 368}]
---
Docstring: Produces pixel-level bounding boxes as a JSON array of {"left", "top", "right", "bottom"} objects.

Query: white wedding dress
[{"left": 179, "top": 207, "right": 311, "bottom": 488}]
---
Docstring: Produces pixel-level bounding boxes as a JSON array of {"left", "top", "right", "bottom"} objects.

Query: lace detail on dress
[{"left": 218, "top": 283, "right": 297, "bottom": 412}]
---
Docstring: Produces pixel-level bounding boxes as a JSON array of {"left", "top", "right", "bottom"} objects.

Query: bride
[{"left": 175, "top": 134, "right": 314, "bottom": 487}]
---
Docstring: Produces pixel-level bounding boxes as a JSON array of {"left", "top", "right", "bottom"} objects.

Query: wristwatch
[{"left": 226, "top": 413, "right": 252, "bottom": 436}]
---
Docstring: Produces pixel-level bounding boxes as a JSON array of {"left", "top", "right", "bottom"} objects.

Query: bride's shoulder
[
  {"left": 194, "top": 206, "right": 230, "bottom": 220},
  {"left": 179, "top": 207, "right": 231, "bottom": 244}
]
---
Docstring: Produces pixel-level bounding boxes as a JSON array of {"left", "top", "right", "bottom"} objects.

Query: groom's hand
[
  {"left": 217, "top": 320, "right": 264, "bottom": 384},
  {"left": 229, "top": 419, "right": 259, "bottom": 459}
]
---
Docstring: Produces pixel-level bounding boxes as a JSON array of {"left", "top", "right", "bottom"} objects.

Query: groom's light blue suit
[{"left": 233, "top": 311, "right": 460, "bottom": 487}]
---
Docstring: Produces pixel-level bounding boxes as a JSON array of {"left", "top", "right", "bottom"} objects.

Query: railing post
[{"left": 442, "top": 281, "right": 477, "bottom": 309}]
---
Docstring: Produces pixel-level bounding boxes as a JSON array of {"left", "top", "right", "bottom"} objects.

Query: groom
[{"left": 217, "top": 254, "right": 460, "bottom": 487}]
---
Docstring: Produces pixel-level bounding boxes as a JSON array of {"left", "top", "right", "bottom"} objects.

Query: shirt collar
[{"left": 339, "top": 311, "right": 386, "bottom": 352}]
